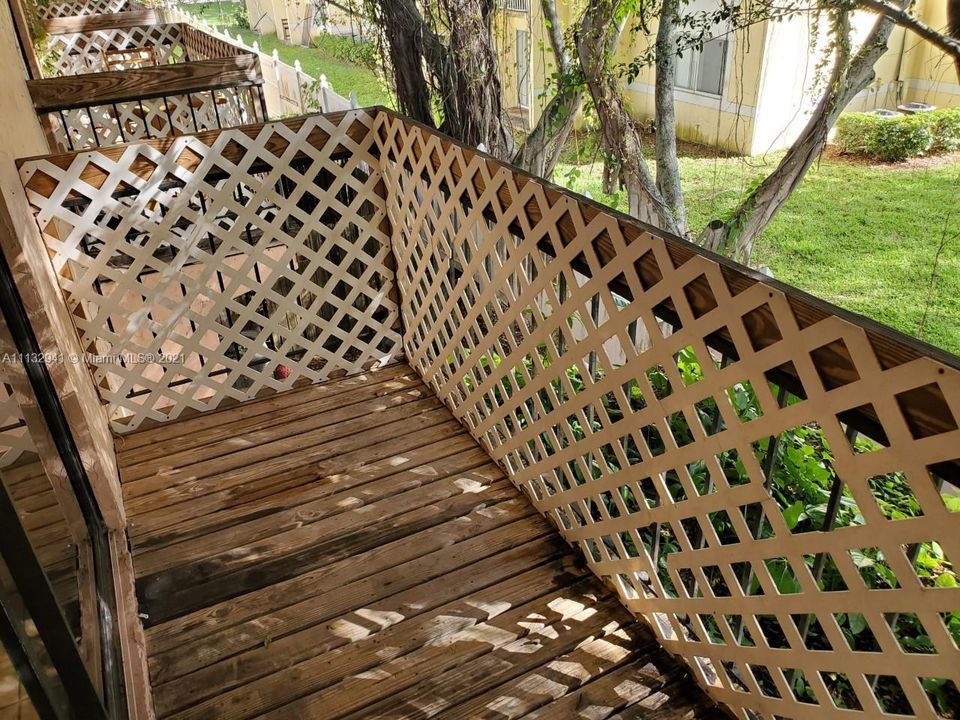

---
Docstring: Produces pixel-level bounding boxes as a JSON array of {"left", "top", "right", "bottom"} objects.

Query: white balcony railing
[{"left": 502, "top": 0, "right": 530, "bottom": 12}]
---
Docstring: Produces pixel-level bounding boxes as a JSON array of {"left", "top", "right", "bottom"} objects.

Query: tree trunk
[
  {"left": 439, "top": 0, "right": 514, "bottom": 158},
  {"left": 703, "top": 3, "right": 908, "bottom": 263},
  {"left": 577, "top": 0, "right": 679, "bottom": 234},
  {"left": 375, "top": 0, "right": 435, "bottom": 126},
  {"left": 513, "top": 0, "right": 583, "bottom": 177},
  {"left": 950, "top": 0, "right": 960, "bottom": 80},
  {"left": 371, "top": 0, "right": 513, "bottom": 159},
  {"left": 654, "top": 0, "right": 687, "bottom": 235}
]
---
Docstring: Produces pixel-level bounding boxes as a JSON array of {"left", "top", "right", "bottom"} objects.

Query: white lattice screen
[
  {"left": 47, "top": 87, "right": 262, "bottom": 152},
  {"left": 0, "top": 378, "right": 36, "bottom": 468},
  {"left": 37, "top": 0, "right": 134, "bottom": 20},
  {"left": 16, "top": 108, "right": 960, "bottom": 719},
  {"left": 45, "top": 23, "right": 186, "bottom": 77},
  {"left": 373, "top": 113, "right": 960, "bottom": 720},
  {"left": 20, "top": 111, "right": 401, "bottom": 432}
]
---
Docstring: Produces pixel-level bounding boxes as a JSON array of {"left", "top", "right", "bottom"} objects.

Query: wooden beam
[
  {"left": 28, "top": 54, "right": 263, "bottom": 112},
  {"left": 0, "top": 153, "right": 125, "bottom": 529},
  {"left": 7, "top": 0, "right": 43, "bottom": 80},
  {"left": 42, "top": 9, "right": 160, "bottom": 35}
]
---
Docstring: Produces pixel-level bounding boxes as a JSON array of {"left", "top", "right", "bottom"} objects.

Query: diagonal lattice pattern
[
  {"left": 45, "top": 23, "right": 186, "bottom": 77},
  {"left": 373, "top": 113, "right": 960, "bottom": 720},
  {"left": 181, "top": 25, "right": 245, "bottom": 62},
  {"left": 46, "top": 87, "right": 263, "bottom": 152},
  {"left": 16, "top": 108, "right": 960, "bottom": 718},
  {"left": 0, "top": 377, "right": 35, "bottom": 468},
  {"left": 19, "top": 111, "right": 401, "bottom": 432},
  {"left": 37, "top": 0, "right": 135, "bottom": 20}
]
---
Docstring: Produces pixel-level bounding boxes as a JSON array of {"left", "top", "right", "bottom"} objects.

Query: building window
[
  {"left": 517, "top": 29, "right": 530, "bottom": 108},
  {"left": 676, "top": 35, "right": 728, "bottom": 96}
]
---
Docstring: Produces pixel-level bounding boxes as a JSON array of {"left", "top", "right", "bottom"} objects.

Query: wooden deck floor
[{"left": 117, "top": 363, "right": 720, "bottom": 720}]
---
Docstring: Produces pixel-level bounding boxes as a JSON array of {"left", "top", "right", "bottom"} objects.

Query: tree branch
[
  {"left": 654, "top": 0, "right": 687, "bottom": 235},
  {"left": 513, "top": 0, "right": 582, "bottom": 176},
  {"left": 577, "top": 0, "right": 679, "bottom": 233},
  {"left": 857, "top": 0, "right": 960, "bottom": 73}
]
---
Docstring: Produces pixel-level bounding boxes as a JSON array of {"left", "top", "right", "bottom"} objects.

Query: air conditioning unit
[{"left": 897, "top": 102, "right": 936, "bottom": 114}]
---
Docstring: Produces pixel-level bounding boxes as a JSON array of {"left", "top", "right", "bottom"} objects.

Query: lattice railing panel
[
  {"left": 374, "top": 113, "right": 960, "bottom": 720},
  {"left": 46, "top": 87, "right": 263, "bottom": 152},
  {"left": 37, "top": 0, "right": 134, "bottom": 19},
  {"left": 20, "top": 111, "right": 401, "bottom": 432},
  {"left": 45, "top": 23, "right": 186, "bottom": 77},
  {"left": 181, "top": 25, "right": 245, "bottom": 61}
]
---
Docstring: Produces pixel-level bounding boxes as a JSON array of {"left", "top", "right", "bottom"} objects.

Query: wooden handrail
[
  {"left": 42, "top": 9, "right": 160, "bottom": 34},
  {"left": 27, "top": 55, "right": 263, "bottom": 112}
]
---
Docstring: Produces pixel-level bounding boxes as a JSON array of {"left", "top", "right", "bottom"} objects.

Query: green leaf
[
  {"left": 847, "top": 612, "right": 867, "bottom": 634},
  {"left": 782, "top": 500, "right": 805, "bottom": 530},
  {"left": 935, "top": 572, "right": 958, "bottom": 588}
]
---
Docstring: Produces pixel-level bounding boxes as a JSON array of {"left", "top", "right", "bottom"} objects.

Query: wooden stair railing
[
  {"left": 27, "top": 54, "right": 268, "bottom": 151},
  {"left": 13, "top": 108, "right": 960, "bottom": 720}
]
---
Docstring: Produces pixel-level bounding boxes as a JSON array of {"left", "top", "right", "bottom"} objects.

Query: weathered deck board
[
  {"left": 0, "top": 645, "right": 38, "bottom": 720},
  {"left": 119, "top": 364, "right": 718, "bottom": 720},
  {"left": 1, "top": 460, "right": 79, "bottom": 614}
]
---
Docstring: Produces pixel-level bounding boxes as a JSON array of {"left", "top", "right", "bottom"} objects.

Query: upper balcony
[
  {"left": 22, "top": 8, "right": 268, "bottom": 152},
  {"left": 1, "top": 106, "right": 958, "bottom": 720}
]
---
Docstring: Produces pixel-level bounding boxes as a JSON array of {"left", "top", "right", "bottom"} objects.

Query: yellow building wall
[
  {"left": 495, "top": 1, "right": 554, "bottom": 129},
  {"left": 618, "top": 18, "right": 766, "bottom": 154},
  {"left": 495, "top": 2, "right": 766, "bottom": 153},
  {"left": 496, "top": 0, "right": 958, "bottom": 157},
  {"left": 898, "top": 0, "right": 960, "bottom": 109},
  {"left": 247, "top": 0, "right": 277, "bottom": 34}
]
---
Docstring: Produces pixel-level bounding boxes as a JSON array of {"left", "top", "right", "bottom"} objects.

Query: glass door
[{"left": 0, "top": 244, "right": 125, "bottom": 719}]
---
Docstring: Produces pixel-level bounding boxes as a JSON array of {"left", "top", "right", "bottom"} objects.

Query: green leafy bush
[
  {"left": 233, "top": 5, "right": 250, "bottom": 30},
  {"left": 835, "top": 108, "right": 960, "bottom": 162},
  {"left": 869, "top": 113, "right": 933, "bottom": 161},
  {"left": 930, "top": 107, "right": 960, "bottom": 153},
  {"left": 835, "top": 113, "right": 880, "bottom": 156}
]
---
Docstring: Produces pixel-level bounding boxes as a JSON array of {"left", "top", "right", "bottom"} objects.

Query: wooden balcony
[
  {"left": 114, "top": 363, "right": 717, "bottom": 718},
  {"left": 5, "top": 107, "right": 960, "bottom": 719},
  {"left": 26, "top": 11, "right": 267, "bottom": 151}
]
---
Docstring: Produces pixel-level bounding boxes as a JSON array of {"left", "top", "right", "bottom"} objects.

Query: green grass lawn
[
  {"left": 556, "top": 143, "right": 960, "bottom": 355},
  {"left": 186, "top": 2, "right": 391, "bottom": 107},
  {"left": 180, "top": 5, "right": 956, "bottom": 354}
]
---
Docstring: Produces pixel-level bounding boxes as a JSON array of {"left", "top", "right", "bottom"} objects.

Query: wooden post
[{"left": 0, "top": 154, "right": 124, "bottom": 529}]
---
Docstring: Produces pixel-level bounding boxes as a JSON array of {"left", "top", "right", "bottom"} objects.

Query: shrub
[
  {"left": 867, "top": 113, "right": 933, "bottom": 161},
  {"left": 835, "top": 108, "right": 960, "bottom": 162},
  {"left": 233, "top": 5, "right": 250, "bottom": 30},
  {"left": 835, "top": 113, "right": 880, "bottom": 156},
  {"left": 835, "top": 111, "right": 933, "bottom": 162},
  {"left": 930, "top": 107, "right": 960, "bottom": 153}
]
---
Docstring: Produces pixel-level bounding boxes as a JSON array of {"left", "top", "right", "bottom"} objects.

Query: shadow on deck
[{"left": 117, "top": 363, "right": 720, "bottom": 720}]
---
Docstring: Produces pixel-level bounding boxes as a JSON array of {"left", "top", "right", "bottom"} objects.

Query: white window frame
[
  {"left": 676, "top": 35, "right": 729, "bottom": 97},
  {"left": 516, "top": 28, "right": 531, "bottom": 109}
]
